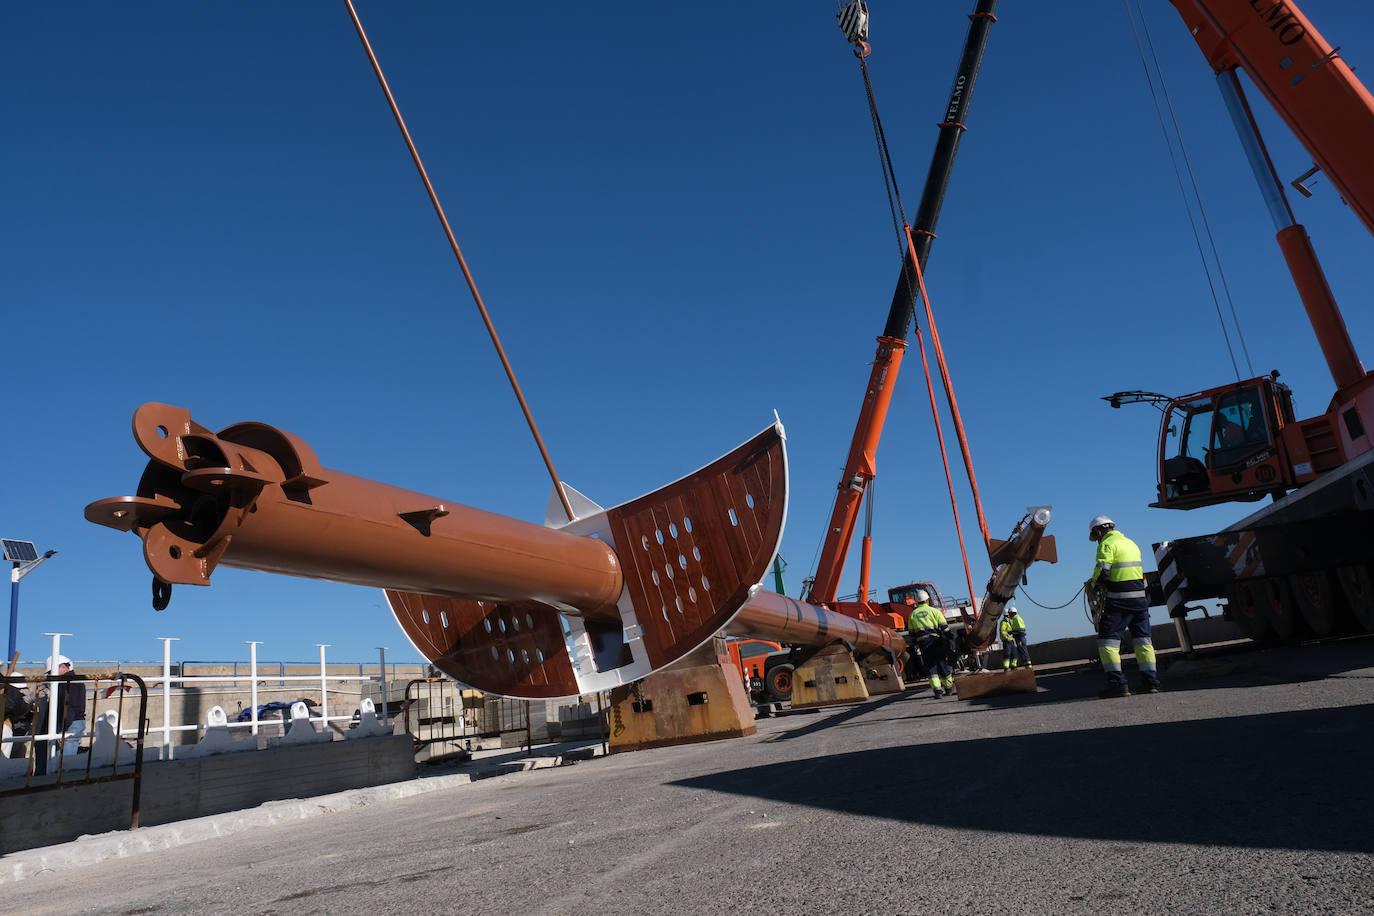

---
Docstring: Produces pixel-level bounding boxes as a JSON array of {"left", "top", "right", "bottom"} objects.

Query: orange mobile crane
[
  {"left": 1110, "top": 1, "right": 1374, "bottom": 642},
  {"left": 799, "top": 1, "right": 996, "bottom": 636},
  {"left": 802, "top": 0, "right": 1056, "bottom": 656}
]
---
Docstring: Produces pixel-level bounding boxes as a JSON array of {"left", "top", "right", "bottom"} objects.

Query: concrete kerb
[{"left": 0, "top": 740, "right": 606, "bottom": 884}]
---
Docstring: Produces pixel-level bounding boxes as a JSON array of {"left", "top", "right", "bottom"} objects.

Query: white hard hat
[
  {"left": 1088, "top": 515, "right": 1115, "bottom": 539},
  {"left": 45, "top": 655, "right": 71, "bottom": 672},
  {"left": 1005, "top": 604, "right": 1016, "bottom": 614},
  {"left": 914, "top": 589, "right": 930, "bottom": 603}
]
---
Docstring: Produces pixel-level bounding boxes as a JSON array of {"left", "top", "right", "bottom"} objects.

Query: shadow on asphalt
[{"left": 675, "top": 701, "right": 1374, "bottom": 851}]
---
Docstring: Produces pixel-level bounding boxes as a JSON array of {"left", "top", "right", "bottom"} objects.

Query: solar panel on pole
[{"left": 2, "top": 540, "right": 39, "bottom": 563}]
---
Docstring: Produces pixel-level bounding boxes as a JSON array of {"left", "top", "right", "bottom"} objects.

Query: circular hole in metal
[
  {"left": 422, "top": 610, "right": 430, "bottom": 624},
  {"left": 651, "top": 569, "right": 660, "bottom": 586},
  {"left": 483, "top": 619, "right": 492, "bottom": 633},
  {"left": 728, "top": 509, "right": 738, "bottom": 527},
  {"left": 156, "top": 425, "right": 168, "bottom": 439},
  {"left": 527, "top": 614, "right": 534, "bottom": 630},
  {"left": 507, "top": 649, "right": 515, "bottom": 663},
  {"left": 521, "top": 649, "right": 529, "bottom": 663},
  {"left": 683, "top": 516, "right": 692, "bottom": 532},
  {"left": 656, "top": 529, "right": 665, "bottom": 545},
  {"left": 678, "top": 553, "right": 687, "bottom": 570},
  {"left": 512, "top": 616, "right": 520, "bottom": 631},
  {"left": 113, "top": 510, "right": 127, "bottom": 519},
  {"left": 675, "top": 596, "right": 684, "bottom": 614},
  {"left": 536, "top": 648, "right": 545, "bottom": 662},
  {"left": 168, "top": 545, "right": 181, "bottom": 559},
  {"left": 663, "top": 605, "right": 670, "bottom": 622},
  {"left": 665, "top": 564, "right": 674, "bottom": 580},
  {"left": 688, "top": 587, "right": 697, "bottom": 604},
  {"left": 669, "top": 522, "right": 678, "bottom": 538},
  {"left": 693, "top": 546, "right": 701, "bottom": 561},
  {"left": 701, "top": 575, "right": 710, "bottom": 591},
  {"left": 440, "top": 611, "right": 449, "bottom": 628},
  {"left": 642, "top": 535, "right": 650, "bottom": 551},
  {"left": 746, "top": 493, "right": 755, "bottom": 509},
  {"left": 490, "top": 647, "right": 499, "bottom": 660},
  {"left": 499, "top": 618, "right": 507, "bottom": 632}
]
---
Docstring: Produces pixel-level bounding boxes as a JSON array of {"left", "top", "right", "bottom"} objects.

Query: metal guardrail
[
  {"left": 1, "top": 672, "right": 149, "bottom": 830},
  {"left": 402, "top": 679, "right": 532, "bottom": 760}
]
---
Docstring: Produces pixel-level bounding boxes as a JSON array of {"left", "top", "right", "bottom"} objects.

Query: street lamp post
[{"left": 3, "top": 539, "right": 57, "bottom": 662}]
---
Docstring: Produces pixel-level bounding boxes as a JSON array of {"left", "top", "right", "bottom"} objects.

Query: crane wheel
[
  {"left": 1288, "top": 571, "right": 1342, "bottom": 636},
  {"left": 764, "top": 664, "right": 794, "bottom": 702},
  {"left": 1256, "top": 576, "right": 1305, "bottom": 641},
  {"left": 1226, "top": 580, "right": 1271, "bottom": 641},
  {"left": 1336, "top": 564, "right": 1374, "bottom": 633}
]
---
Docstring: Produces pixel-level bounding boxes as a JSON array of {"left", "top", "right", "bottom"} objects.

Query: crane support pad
[
  {"left": 605, "top": 640, "right": 756, "bottom": 753},
  {"left": 790, "top": 644, "right": 871, "bottom": 709}
]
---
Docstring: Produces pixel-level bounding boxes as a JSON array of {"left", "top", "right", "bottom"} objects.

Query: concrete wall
[
  {"left": 0, "top": 735, "right": 415, "bottom": 855},
  {"left": 1019, "top": 615, "right": 1244, "bottom": 667}
]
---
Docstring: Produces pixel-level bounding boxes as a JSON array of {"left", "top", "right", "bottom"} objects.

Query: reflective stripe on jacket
[
  {"left": 1090, "top": 530, "right": 1147, "bottom": 598},
  {"left": 907, "top": 603, "right": 946, "bottom": 640}
]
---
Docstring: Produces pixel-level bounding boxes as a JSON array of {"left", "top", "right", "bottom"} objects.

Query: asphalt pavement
[{"left": 3, "top": 637, "right": 1372, "bottom": 915}]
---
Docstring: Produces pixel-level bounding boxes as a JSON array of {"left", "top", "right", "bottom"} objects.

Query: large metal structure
[
  {"left": 84, "top": 6, "right": 1054, "bottom": 735},
  {"left": 1129, "top": 1, "right": 1374, "bottom": 639}
]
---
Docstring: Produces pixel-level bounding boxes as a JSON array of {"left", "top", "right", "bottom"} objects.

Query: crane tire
[{"left": 764, "top": 663, "right": 794, "bottom": 702}]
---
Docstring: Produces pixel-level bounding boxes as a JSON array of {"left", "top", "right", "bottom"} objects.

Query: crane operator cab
[{"left": 1155, "top": 374, "right": 1296, "bottom": 510}]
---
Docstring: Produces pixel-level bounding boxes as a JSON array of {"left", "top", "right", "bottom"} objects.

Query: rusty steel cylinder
[
  {"left": 85, "top": 404, "right": 624, "bottom": 615},
  {"left": 727, "top": 588, "right": 908, "bottom": 659}
]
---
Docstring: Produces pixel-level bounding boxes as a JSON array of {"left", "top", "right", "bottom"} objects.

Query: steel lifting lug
[{"left": 152, "top": 576, "right": 172, "bottom": 611}]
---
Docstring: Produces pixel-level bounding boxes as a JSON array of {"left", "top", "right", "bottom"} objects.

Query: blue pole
[{"left": 8, "top": 567, "right": 19, "bottom": 661}]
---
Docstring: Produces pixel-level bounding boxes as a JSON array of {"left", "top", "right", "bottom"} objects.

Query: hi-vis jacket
[
  {"left": 999, "top": 616, "right": 1014, "bottom": 641},
  {"left": 906, "top": 603, "right": 947, "bottom": 642},
  {"left": 1002, "top": 612, "right": 1026, "bottom": 638},
  {"left": 1090, "top": 530, "right": 1147, "bottom": 601}
]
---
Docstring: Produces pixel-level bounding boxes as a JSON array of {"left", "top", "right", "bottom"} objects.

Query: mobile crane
[
  {"left": 1113, "top": 1, "right": 1374, "bottom": 641},
  {"left": 797, "top": 0, "right": 1055, "bottom": 665}
]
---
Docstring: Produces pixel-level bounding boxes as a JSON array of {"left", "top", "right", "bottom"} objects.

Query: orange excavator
[{"left": 1109, "top": 1, "right": 1374, "bottom": 642}]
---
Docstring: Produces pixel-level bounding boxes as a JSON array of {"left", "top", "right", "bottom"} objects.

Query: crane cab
[{"left": 1154, "top": 375, "right": 1296, "bottom": 510}]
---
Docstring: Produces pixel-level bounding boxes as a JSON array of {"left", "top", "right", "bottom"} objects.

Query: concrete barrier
[{"left": 0, "top": 734, "right": 414, "bottom": 855}]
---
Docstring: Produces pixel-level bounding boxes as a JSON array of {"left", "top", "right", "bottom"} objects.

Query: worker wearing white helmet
[
  {"left": 905, "top": 589, "right": 953, "bottom": 698},
  {"left": 33, "top": 654, "right": 86, "bottom": 776},
  {"left": 1088, "top": 516, "right": 1160, "bottom": 698},
  {"left": 1000, "top": 604, "right": 1031, "bottom": 669}
]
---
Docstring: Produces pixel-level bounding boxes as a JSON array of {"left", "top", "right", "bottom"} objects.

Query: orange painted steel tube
[
  {"left": 726, "top": 588, "right": 907, "bottom": 659},
  {"left": 85, "top": 404, "right": 622, "bottom": 616}
]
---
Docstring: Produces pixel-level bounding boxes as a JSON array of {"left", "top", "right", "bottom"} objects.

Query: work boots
[{"left": 1098, "top": 684, "right": 1132, "bottom": 699}]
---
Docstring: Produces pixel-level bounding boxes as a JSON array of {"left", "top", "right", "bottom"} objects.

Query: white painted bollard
[
  {"left": 281, "top": 701, "right": 331, "bottom": 745},
  {"left": 178, "top": 705, "right": 251, "bottom": 758},
  {"left": 89, "top": 710, "right": 137, "bottom": 767},
  {"left": 347, "top": 698, "right": 391, "bottom": 739}
]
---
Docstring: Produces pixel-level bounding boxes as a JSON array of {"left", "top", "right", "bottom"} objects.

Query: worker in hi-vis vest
[
  {"left": 1088, "top": 515, "right": 1161, "bottom": 698},
  {"left": 905, "top": 591, "right": 954, "bottom": 698},
  {"left": 1001, "top": 604, "right": 1031, "bottom": 668}
]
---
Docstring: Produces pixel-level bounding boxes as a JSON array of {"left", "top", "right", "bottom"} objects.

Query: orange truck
[{"left": 725, "top": 637, "right": 793, "bottom": 704}]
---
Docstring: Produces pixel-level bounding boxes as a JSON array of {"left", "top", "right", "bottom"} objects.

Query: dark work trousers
[
  {"left": 1010, "top": 629, "right": 1031, "bottom": 666},
  {"left": 1097, "top": 599, "right": 1159, "bottom": 689},
  {"left": 918, "top": 638, "right": 951, "bottom": 685}
]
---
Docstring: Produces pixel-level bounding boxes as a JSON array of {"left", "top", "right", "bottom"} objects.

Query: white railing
[{"left": 3, "top": 633, "right": 412, "bottom": 765}]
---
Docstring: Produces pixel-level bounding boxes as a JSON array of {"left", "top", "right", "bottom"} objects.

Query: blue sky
[{"left": 5, "top": 1, "right": 1373, "bottom": 666}]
